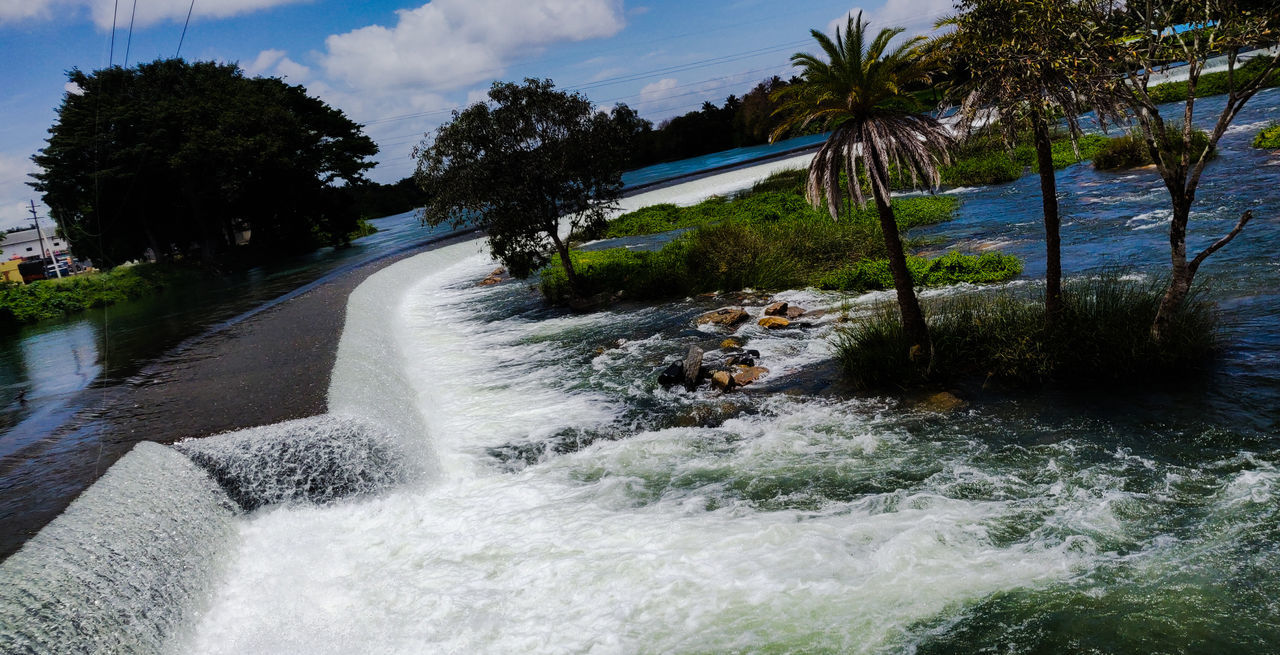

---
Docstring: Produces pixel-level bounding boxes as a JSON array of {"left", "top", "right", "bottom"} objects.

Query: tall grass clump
[
  {"left": 834, "top": 274, "right": 1218, "bottom": 390},
  {"left": 1094, "top": 125, "right": 1216, "bottom": 170}
]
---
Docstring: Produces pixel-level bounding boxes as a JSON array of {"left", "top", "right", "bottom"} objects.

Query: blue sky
[{"left": 0, "top": 0, "right": 951, "bottom": 229}]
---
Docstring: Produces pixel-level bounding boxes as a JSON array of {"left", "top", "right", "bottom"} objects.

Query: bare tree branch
[{"left": 1189, "top": 210, "right": 1255, "bottom": 275}]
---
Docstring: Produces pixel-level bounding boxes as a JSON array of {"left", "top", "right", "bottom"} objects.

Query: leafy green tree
[
  {"left": 414, "top": 79, "right": 629, "bottom": 298},
  {"left": 942, "top": 0, "right": 1126, "bottom": 324},
  {"left": 771, "top": 12, "right": 953, "bottom": 364},
  {"left": 30, "top": 59, "right": 377, "bottom": 267},
  {"left": 1113, "top": 0, "right": 1280, "bottom": 343}
]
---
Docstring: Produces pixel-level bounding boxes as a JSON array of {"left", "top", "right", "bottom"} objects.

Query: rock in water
[
  {"left": 785, "top": 306, "right": 807, "bottom": 319},
  {"left": 711, "top": 370, "right": 736, "bottom": 391},
  {"left": 764, "top": 301, "right": 789, "bottom": 316},
  {"left": 657, "top": 362, "right": 684, "bottom": 387},
  {"left": 732, "top": 366, "right": 769, "bottom": 387},
  {"left": 917, "top": 391, "right": 968, "bottom": 413},
  {"left": 682, "top": 345, "right": 704, "bottom": 389},
  {"left": 720, "top": 337, "right": 742, "bottom": 349},
  {"left": 696, "top": 307, "right": 749, "bottom": 327},
  {"left": 758, "top": 316, "right": 790, "bottom": 329}
]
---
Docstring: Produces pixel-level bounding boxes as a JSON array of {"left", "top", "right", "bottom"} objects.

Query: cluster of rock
[
  {"left": 477, "top": 267, "right": 506, "bottom": 286},
  {"left": 657, "top": 343, "right": 768, "bottom": 392},
  {"left": 656, "top": 299, "right": 829, "bottom": 393},
  {"left": 693, "top": 301, "right": 827, "bottom": 332}
]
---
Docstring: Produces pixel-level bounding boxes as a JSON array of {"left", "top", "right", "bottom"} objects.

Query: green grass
[
  {"left": 1253, "top": 123, "right": 1280, "bottom": 150},
  {"left": 1145, "top": 56, "right": 1280, "bottom": 105},
  {"left": 0, "top": 264, "right": 201, "bottom": 327},
  {"left": 589, "top": 191, "right": 956, "bottom": 242},
  {"left": 816, "top": 252, "right": 1023, "bottom": 293},
  {"left": 1094, "top": 125, "right": 1215, "bottom": 170},
  {"left": 833, "top": 275, "right": 1218, "bottom": 390},
  {"left": 543, "top": 190, "right": 1021, "bottom": 304}
]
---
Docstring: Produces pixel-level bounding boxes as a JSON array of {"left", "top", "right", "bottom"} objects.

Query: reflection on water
[{"left": 0, "top": 212, "right": 454, "bottom": 460}]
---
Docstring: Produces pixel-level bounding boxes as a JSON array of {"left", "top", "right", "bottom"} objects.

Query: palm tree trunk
[
  {"left": 867, "top": 154, "right": 931, "bottom": 365},
  {"left": 1030, "top": 107, "right": 1062, "bottom": 326}
]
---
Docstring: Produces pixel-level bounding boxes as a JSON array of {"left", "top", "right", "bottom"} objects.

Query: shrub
[
  {"left": 1094, "top": 125, "right": 1216, "bottom": 170},
  {"left": 0, "top": 264, "right": 200, "bottom": 327},
  {"left": 816, "top": 252, "right": 1023, "bottom": 293},
  {"left": 1253, "top": 123, "right": 1280, "bottom": 150},
  {"left": 833, "top": 275, "right": 1218, "bottom": 390}
]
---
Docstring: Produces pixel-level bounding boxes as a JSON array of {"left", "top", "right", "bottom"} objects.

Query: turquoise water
[{"left": 621, "top": 132, "right": 827, "bottom": 189}]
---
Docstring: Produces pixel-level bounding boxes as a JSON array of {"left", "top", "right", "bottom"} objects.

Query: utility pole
[{"left": 29, "top": 200, "right": 62, "bottom": 279}]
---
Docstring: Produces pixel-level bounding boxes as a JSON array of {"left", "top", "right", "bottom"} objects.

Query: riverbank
[{"left": 0, "top": 229, "right": 477, "bottom": 559}]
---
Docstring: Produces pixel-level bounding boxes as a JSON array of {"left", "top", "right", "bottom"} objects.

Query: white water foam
[
  {"left": 174, "top": 243, "right": 1129, "bottom": 654},
  {"left": 0, "top": 443, "right": 236, "bottom": 655}
]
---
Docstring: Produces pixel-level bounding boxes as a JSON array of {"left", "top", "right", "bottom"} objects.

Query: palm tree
[
  {"left": 941, "top": 0, "right": 1124, "bottom": 325},
  {"left": 772, "top": 12, "right": 952, "bottom": 365}
]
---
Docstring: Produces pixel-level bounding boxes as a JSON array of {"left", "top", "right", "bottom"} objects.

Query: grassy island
[
  {"left": 542, "top": 171, "right": 1021, "bottom": 304},
  {"left": 835, "top": 276, "right": 1218, "bottom": 390}
]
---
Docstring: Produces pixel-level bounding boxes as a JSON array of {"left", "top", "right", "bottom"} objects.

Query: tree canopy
[
  {"left": 414, "top": 78, "right": 630, "bottom": 294},
  {"left": 30, "top": 59, "right": 377, "bottom": 267}
]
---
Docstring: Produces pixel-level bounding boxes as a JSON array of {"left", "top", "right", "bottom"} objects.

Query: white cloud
[
  {"left": 0, "top": 0, "right": 307, "bottom": 28},
  {"left": 0, "top": 152, "right": 42, "bottom": 231},
  {"left": 244, "top": 49, "right": 287, "bottom": 76},
  {"left": 829, "top": 0, "right": 952, "bottom": 38},
  {"left": 639, "top": 78, "right": 678, "bottom": 105},
  {"left": 0, "top": 0, "right": 53, "bottom": 22},
  {"left": 321, "top": 0, "right": 626, "bottom": 93},
  {"left": 84, "top": 0, "right": 308, "bottom": 29}
]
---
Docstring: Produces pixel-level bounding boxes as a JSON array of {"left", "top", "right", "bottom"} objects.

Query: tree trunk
[
  {"left": 1030, "top": 108, "right": 1062, "bottom": 326},
  {"left": 1152, "top": 196, "right": 1193, "bottom": 343},
  {"left": 548, "top": 230, "right": 581, "bottom": 299},
  {"left": 867, "top": 154, "right": 931, "bottom": 365}
]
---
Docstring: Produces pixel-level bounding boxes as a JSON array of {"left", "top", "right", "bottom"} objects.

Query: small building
[
  {"left": 0, "top": 228, "right": 69, "bottom": 261},
  {"left": 0, "top": 259, "right": 22, "bottom": 284}
]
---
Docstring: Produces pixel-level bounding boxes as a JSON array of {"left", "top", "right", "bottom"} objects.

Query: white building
[{"left": 0, "top": 228, "right": 68, "bottom": 260}]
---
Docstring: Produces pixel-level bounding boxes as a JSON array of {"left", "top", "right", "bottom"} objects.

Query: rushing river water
[{"left": 2, "top": 88, "right": 1280, "bottom": 652}]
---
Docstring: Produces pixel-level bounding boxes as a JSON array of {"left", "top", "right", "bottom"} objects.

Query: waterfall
[{"left": 0, "top": 443, "right": 237, "bottom": 655}]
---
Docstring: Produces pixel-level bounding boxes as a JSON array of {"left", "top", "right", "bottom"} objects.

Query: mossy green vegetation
[
  {"left": 834, "top": 275, "right": 1217, "bottom": 390},
  {"left": 0, "top": 264, "right": 200, "bottom": 327},
  {"left": 816, "top": 252, "right": 1023, "bottom": 292},
  {"left": 938, "top": 132, "right": 1109, "bottom": 187},
  {"left": 590, "top": 191, "right": 957, "bottom": 241},
  {"left": 1094, "top": 125, "right": 1216, "bottom": 170},
  {"left": 545, "top": 181, "right": 1021, "bottom": 304},
  {"left": 1253, "top": 123, "right": 1280, "bottom": 150},
  {"left": 1145, "top": 56, "right": 1280, "bottom": 105}
]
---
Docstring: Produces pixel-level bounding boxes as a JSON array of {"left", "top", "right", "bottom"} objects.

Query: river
[{"left": 2, "top": 89, "right": 1279, "bottom": 652}]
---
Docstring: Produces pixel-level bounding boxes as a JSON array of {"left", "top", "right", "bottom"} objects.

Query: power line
[
  {"left": 124, "top": 0, "right": 138, "bottom": 66},
  {"left": 108, "top": 0, "right": 120, "bottom": 65},
  {"left": 176, "top": 0, "right": 196, "bottom": 58}
]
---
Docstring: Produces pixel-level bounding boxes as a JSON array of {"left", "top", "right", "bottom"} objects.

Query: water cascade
[{"left": 0, "top": 443, "right": 237, "bottom": 654}]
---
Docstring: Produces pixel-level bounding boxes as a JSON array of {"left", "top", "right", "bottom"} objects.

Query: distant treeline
[
  {"left": 345, "top": 177, "right": 431, "bottom": 220},
  {"left": 621, "top": 76, "right": 813, "bottom": 169}
]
